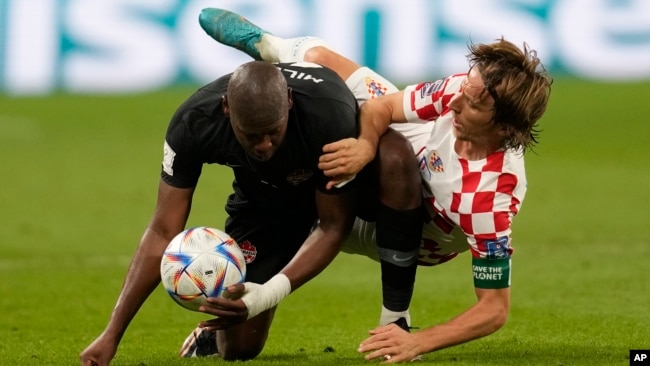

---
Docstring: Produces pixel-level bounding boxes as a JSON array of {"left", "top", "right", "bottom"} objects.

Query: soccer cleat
[
  {"left": 199, "top": 8, "right": 267, "bottom": 60},
  {"left": 179, "top": 327, "right": 218, "bottom": 358},
  {"left": 391, "top": 317, "right": 423, "bottom": 362},
  {"left": 392, "top": 317, "right": 411, "bottom": 332}
]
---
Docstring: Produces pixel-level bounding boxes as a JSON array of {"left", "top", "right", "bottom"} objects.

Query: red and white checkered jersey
[{"left": 401, "top": 74, "right": 527, "bottom": 266}]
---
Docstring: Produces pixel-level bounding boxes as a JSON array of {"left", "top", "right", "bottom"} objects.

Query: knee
[
  {"left": 218, "top": 343, "right": 264, "bottom": 361},
  {"left": 303, "top": 46, "right": 330, "bottom": 65},
  {"left": 216, "top": 313, "right": 274, "bottom": 361},
  {"left": 377, "top": 130, "right": 421, "bottom": 190},
  {"left": 378, "top": 131, "right": 417, "bottom": 174}
]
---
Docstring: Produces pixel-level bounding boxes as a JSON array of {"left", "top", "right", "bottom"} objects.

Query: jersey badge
[
  {"left": 162, "top": 141, "right": 176, "bottom": 175},
  {"left": 420, "top": 80, "right": 444, "bottom": 97},
  {"left": 485, "top": 237, "right": 511, "bottom": 260},
  {"left": 286, "top": 169, "right": 313, "bottom": 186},
  {"left": 427, "top": 150, "right": 444, "bottom": 172},
  {"left": 364, "top": 76, "right": 388, "bottom": 98},
  {"left": 239, "top": 240, "right": 257, "bottom": 264}
]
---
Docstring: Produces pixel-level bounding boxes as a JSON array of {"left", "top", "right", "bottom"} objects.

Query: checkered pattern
[
  {"left": 364, "top": 76, "right": 389, "bottom": 98},
  {"left": 403, "top": 75, "right": 526, "bottom": 265}
]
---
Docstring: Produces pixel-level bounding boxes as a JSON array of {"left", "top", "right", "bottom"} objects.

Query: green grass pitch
[{"left": 1, "top": 78, "right": 649, "bottom": 365}]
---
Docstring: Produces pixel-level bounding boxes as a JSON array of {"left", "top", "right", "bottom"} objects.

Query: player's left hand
[
  {"left": 357, "top": 323, "right": 420, "bottom": 363},
  {"left": 197, "top": 283, "right": 248, "bottom": 329},
  {"left": 319, "top": 138, "right": 375, "bottom": 189}
]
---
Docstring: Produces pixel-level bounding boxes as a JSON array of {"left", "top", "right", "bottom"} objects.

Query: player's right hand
[
  {"left": 79, "top": 333, "right": 118, "bottom": 366},
  {"left": 319, "top": 138, "right": 375, "bottom": 188},
  {"left": 199, "top": 283, "right": 249, "bottom": 329}
]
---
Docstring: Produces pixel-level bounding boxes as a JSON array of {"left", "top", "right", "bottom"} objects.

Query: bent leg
[
  {"left": 303, "top": 46, "right": 361, "bottom": 82},
  {"left": 199, "top": 8, "right": 398, "bottom": 105},
  {"left": 217, "top": 308, "right": 276, "bottom": 360},
  {"left": 376, "top": 129, "right": 422, "bottom": 212},
  {"left": 375, "top": 128, "right": 423, "bottom": 325},
  {"left": 199, "top": 7, "right": 328, "bottom": 63},
  {"left": 180, "top": 307, "right": 276, "bottom": 360}
]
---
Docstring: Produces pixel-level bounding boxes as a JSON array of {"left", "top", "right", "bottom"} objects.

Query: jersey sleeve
[
  {"left": 160, "top": 109, "right": 206, "bottom": 188},
  {"left": 402, "top": 74, "right": 466, "bottom": 122}
]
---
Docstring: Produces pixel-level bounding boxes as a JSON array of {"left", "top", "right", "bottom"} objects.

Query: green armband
[{"left": 472, "top": 257, "right": 511, "bottom": 289}]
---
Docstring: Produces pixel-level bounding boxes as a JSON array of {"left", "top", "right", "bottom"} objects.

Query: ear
[
  {"left": 497, "top": 124, "right": 509, "bottom": 137},
  {"left": 287, "top": 87, "right": 294, "bottom": 109},
  {"left": 222, "top": 95, "right": 230, "bottom": 116}
]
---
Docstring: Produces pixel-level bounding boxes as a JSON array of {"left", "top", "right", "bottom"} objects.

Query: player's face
[
  {"left": 231, "top": 114, "right": 288, "bottom": 162},
  {"left": 447, "top": 68, "right": 499, "bottom": 143}
]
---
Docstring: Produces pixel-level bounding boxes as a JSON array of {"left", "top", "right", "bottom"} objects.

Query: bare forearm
[
  {"left": 418, "top": 306, "right": 507, "bottom": 354},
  {"left": 103, "top": 229, "right": 168, "bottom": 340},
  {"left": 280, "top": 226, "right": 347, "bottom": 290},
  {"left": 358, "top": 100, "right": 389, "bottom": 152},
  {"left": 358, "top": 91, "right": 406, "bottom": 147},
  {"left": 238, "top": 225, "right": 348, "bottom": 320},
  {"left": 414, "top": 288, "right": 510, "bottom": 354}
]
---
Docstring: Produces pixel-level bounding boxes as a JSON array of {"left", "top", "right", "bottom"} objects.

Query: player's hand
[
  {"left": 79, "top": 333, "right": 118, "bottom": 366},
  {"left": 357, "top": 323, "right": 420, "bottom": 363},
  {"left": 319, "top": 138, "right": 375, "bottom": 189},
  {"left": 198, "top": 283, "right": 249, "bottom": 329}
]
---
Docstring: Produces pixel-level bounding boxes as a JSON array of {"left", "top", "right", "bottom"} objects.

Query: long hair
[{"left": 468, "top": 38, "right": 553, "bottom": 151}]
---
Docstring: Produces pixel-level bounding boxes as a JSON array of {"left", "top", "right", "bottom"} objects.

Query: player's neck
[{"left": 454, "top": 138, "right": 502, "bottom": 161}]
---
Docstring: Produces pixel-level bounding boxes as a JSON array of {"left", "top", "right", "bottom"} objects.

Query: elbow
[
  {"left": 486, "top": 305, "right": 509, "bottom": 335},
  {"left": 492, "top": 308, "right": 509, "bottom": 332}
]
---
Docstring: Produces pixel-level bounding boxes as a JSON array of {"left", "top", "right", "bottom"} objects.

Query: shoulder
[
  {"left": 276, "top": 62, "right": 356, "bottom": 105},
  {"left": 171, "top": 77, "right": 229, "bottom": 128},
  {"left": 166, "top": 78, "right": 233, "bottom": 156},
  {"left": 501, "top": 149, "right": 527, "bottom": 180},
  {"left": 276, "top": 61, "right": 342, "bottom": 81}
]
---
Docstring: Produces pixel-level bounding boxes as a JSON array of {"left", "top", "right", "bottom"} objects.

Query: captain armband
[{"left": 472, "top": 257, "right": 511, "bottom": 289}]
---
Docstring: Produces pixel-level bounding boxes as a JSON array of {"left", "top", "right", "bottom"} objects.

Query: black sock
[{"left": 376, "top": 203, "right": 423, "bottom": 312}]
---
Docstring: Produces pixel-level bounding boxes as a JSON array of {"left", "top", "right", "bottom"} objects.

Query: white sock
[
  {"left": 258, "top": 35, "right": 328, "bottom": 63},
  {"left": 379, "top": 305, "right": 411, "bottom": 326}
]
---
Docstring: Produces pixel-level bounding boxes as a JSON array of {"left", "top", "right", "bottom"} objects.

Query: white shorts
[
  {"left": 342, "top": 215, "right": 470, "bottom": 267},
  {"left": 341, "top": 218, "right": 381, "bottom": 262}
]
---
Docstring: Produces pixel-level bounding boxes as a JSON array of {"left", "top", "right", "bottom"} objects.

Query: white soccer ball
[{"left": 160, "top": 227, "right": 246, "bottom": 312}]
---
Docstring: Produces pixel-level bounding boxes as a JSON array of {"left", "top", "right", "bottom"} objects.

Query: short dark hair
[{"left": 227, "top": 61, "right": 289, "bottom": 128}]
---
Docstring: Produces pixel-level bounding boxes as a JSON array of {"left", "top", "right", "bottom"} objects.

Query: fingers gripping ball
[{"left": 160, "top": 227, "right": 246, "bottom": 312}]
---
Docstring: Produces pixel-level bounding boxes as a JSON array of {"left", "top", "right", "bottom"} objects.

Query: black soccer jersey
[{"left": 161, "top": 62, "right": 359, "bottom": 210}]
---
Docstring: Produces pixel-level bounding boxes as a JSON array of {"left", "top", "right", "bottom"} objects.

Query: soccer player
[
  {"left": 198, "top": 8, "right": 552, "bottom": 363},
  {"left": 79, "top": 60, "right": 422, "bottom": 364}
]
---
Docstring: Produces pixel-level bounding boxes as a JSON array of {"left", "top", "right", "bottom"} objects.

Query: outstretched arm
[
  {"left": 80, "top": 180, "right": 194, "bottom": 366},
  {"left": 198, "top": 186, "right": 358, "bottom": 326},
  {"left": 280, "top": 187, "right": 358, "bottom": 287},
  {"left": 358, "top": 287, "right": 510, "bottom": 363},
  {"left": 319, "top": 91, "right": 407, "bottom": 188}
]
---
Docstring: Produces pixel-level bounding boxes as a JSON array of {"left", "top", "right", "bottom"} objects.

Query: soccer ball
[{"left": 160, "top": 227, "right": 246, "bottom": 312}]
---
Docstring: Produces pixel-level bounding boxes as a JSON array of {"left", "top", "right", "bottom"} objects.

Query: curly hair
[{"left": 468, "top": 38, "right": 553, "bottom": 151}]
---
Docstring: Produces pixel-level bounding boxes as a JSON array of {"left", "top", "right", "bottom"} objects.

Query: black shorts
[{"left": 224, "top": 194, "right": 317, "bottom": 284}]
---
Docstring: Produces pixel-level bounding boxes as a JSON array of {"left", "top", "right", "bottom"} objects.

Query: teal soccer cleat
[{"left": 199, "top": 8, "right": 268, "bottom": 60}]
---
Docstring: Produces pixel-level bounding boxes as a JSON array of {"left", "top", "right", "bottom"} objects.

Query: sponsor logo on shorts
[
  {"left": 485, "top": 237, "right": 510, "bottom": 260},
  {"left": 392, "top": 254, "right": 415, "bottom": 262},
  {"left": 239, "top": 240, "right": 257, "bottom": 264}
]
